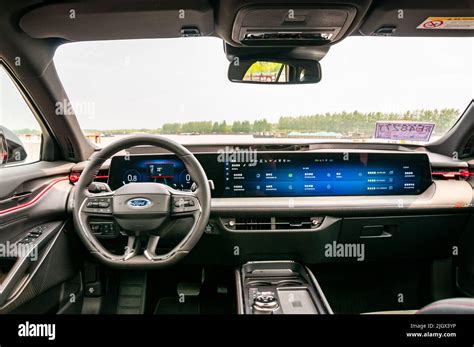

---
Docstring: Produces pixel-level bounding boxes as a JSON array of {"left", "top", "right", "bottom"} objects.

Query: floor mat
[
  {"left": 148, "top": 266, "right": 237, "bottom": 314},
  {"left": 155, "top": 297, "right": 200, "bottom": 314},
  {"left": 154, "top": 296, "right": 233, "bottom": 314}
]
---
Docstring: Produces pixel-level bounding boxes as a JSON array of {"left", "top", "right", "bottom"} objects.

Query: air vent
[
  {"left": 64, "top": 137, "right": 75, "bottom": 159},
  {"left": 222, "top": 216, "right": 323, "bottom": 231},
  {"left": 256, "top": 144, "right": 310, "bottom": 151},
  {"left": 229, "top": 217, "right": 272, "bottom": 231},
  {"left": 275, "top": 217, "right": 322, "bottom": 230},
  {"left": 462, "top": 135, "right": 474, "bottom": 156}
]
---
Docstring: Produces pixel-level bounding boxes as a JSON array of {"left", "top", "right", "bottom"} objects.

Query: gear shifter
[{"left": 252, "top": 291, "right": 280, "bottom": 314}]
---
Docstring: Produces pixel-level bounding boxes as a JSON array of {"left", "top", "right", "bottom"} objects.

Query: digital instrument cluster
[
  {"left": 108, "top": 156, "right": 194, "bottom": 191},
  {"left": 108, "top": 152, "right": 432, "bottom": 197}
]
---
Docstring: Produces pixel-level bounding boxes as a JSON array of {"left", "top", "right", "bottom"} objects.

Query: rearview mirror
[{"left": 228, "top": 59, "right": 321, "bottom": 84}]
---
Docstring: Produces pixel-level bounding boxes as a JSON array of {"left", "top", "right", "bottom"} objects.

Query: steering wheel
[{"left": 72, "top": 135, "right": 211, "bottom": 268}]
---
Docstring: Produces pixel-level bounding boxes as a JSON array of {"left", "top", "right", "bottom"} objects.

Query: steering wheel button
[{"left": 174, "top": 198, "right": 185, "bottom": 207}]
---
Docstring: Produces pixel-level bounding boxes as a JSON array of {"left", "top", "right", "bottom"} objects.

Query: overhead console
[
  {"left": 231, "top": 5, "right": 357, "bottom": 46},
  {"left": 108, "top": 151, "right": 433, "bottom": 198}
]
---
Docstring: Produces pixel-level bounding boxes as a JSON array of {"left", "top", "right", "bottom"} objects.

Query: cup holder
[
  {"left": 276, "top": 279, "right": 305, "bottom": 287},
  {"left": 247, "top": 280, "right": 272, "bottom": 287}
]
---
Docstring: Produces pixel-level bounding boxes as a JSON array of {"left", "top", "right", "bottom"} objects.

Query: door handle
[
  {"left": 0, "top": 191, "right": 32, "bottom": 204},
  {"left": 360, "top": 231, "right": 392, "bottom": 239},
  {"left": 359, "top": 225, "right": 393, "bottom": 239}
]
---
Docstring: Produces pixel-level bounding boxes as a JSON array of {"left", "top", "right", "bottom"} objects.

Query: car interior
[{"left": 0, "top": 0, "right": 473, "bottom": 318}]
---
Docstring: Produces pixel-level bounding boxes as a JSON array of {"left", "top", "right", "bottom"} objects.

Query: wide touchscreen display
[
  {"left": 108, "top": 152, "right": 432, "bottom": 197},
  {"left": 222, "top": 152, "right": 432, "bottom": 197}
]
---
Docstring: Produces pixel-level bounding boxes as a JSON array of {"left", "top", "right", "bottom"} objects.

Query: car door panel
[
  {"left": 0, "top": 161, "right": 79, "bottom": 313},
  {"left": 0, "top": 161, "right": 74, "bottom": 199}
]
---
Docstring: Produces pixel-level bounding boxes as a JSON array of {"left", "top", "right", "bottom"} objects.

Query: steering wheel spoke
[
  {"left": 123, "top": 235, "right": 140, "bottom": 260},
  {"left": 143, "top": 235, "right": 160, "bottom": 261}
]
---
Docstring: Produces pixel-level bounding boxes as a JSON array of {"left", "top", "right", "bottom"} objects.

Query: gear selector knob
[{"left": 252, "top": 292, "right": 279, "bottom": 314}]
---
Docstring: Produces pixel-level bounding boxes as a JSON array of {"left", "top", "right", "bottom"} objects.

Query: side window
[{"left": 0, "top": 64, "right": 42, "bottom": 166}]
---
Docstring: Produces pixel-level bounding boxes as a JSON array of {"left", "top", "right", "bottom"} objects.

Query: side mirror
[
  {"left": 0, "top": 126, "right": 27, "bottom": 165},
  {"left": 228, "top": 58, "right": 321, "bottom": 84}
]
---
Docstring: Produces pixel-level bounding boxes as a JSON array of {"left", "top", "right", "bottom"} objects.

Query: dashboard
[
  {"left": 108, "top": 152, "right": 433, "bottom": 197},
  {"left": 88, "top": 148, "right": 472, "bottom": 265},
  {"left": 86, "top": 147, "right": 472, "bottom": 266}
]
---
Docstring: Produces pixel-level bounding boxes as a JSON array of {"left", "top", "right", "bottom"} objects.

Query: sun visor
[
  {"left": 20, "top": 0, "right": 214, "bottom": 41},
  {"left": 360, "top": 0, "right": 474, "bottom": 37}
]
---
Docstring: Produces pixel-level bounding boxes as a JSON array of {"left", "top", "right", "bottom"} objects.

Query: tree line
[{"left": 80, "top": 109, "right": 459, "bottom": 137}]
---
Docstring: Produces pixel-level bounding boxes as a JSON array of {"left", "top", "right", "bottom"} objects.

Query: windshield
[{"left": 54, "top": 36, "right": 473, "bottom": 146}]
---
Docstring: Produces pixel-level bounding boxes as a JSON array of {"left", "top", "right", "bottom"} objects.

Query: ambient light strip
[
  {"left": 431, "top": 169, "right": 474, "bottom": 179},
  {"left": 69, "top": 171, "right": 109, "bottom": 183},
  {"left": 0, "top": 177, "right": 69, "bottom": 215}
]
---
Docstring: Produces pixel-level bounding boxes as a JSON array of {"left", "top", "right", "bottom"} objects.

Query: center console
[{"left": 236, "top": 261, "right": 332, "bottom": 314}]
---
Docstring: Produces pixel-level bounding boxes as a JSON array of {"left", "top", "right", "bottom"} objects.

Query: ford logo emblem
[{"left": 127, "top": 198, "right": 152, "bottom": 209}]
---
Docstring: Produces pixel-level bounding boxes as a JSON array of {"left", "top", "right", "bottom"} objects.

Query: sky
[
  {"left": 28, "top": 36, "right": 474, "bottom": 130},
  {"left": 0, "top": 66, "right": 42, "bottom": 131}
]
